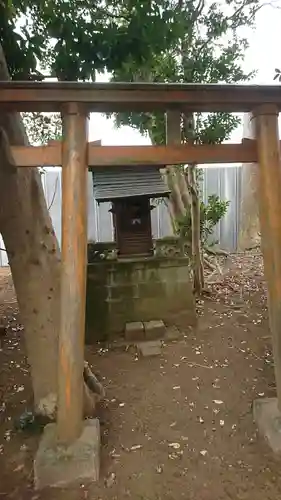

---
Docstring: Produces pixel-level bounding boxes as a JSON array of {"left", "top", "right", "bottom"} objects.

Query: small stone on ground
[{"left": 137, "top": 340, "right": 162, "bottom": 357}]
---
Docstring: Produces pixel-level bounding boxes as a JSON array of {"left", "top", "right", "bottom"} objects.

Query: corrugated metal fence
[
  {"left": 201, "top": 166, "right": 241, "bottom": 252},
  {"left": 0, "top": 166, "right": 241, "bottom": 266}
]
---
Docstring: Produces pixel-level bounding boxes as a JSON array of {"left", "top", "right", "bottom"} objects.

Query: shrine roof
[{"left": 92, "top": 166, "right": 170, "bottom": 202}]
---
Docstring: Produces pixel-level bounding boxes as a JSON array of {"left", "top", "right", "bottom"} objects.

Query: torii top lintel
[{"left": 0, "top": 81, "right": 281, "bottom": 113}]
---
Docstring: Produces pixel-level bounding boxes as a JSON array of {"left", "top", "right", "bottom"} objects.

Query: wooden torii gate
[{"left": 1, "top": 81, "right": 281, "bottom": 451}]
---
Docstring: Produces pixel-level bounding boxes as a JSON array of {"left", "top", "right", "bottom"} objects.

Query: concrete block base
[
  {"left": 144, "top": 320, "right": 166, "bottom": 340},
  {"left": 253, "top": 397, "right": 281, "bottom": 453},
  {"left": 165, "top": 325, "right": 182, "bottom": 341},
  {"left": 125, "top": 321, "right": 144, "bottom": 341},
  {"left": 34, "top": 419, "right": 100, "bottom": 489}
]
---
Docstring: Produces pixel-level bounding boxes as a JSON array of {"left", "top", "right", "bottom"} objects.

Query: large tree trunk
[
  {"left": 176, "top": 167, "right": 191, "bottom": 210},
  {"left": 182, "top": 110, "right": 204, "bottom": 294},
  {"left": 238, "top": 113, "right": 260, "bottom": 251},
  {"left": 0, "top": 168, "right": 61, "bottom": 417},
  {"left": 0, "top": 45, "right": 97, "bottom": 418},
  {"left": 166, "top": 167, "right": 186, "bottom": 219},
  {"left": 0, "top": 45, "right": 60, "bottom": 417}
]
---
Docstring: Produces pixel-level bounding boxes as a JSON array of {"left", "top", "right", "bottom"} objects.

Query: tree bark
[
  {"left": 165, "top": 167, "right": 186, "bottom": 219},
  {"left": 176, "top": 167, "right": 191, "bottom": 210},
  {"left": 0, "top": 44, "right": 60, "bottom": 416},
  {"left": 183, "top": 110, "right": 204, "bottom": 294},
  {"left": 0, "top": 44, "right": 96, "bottom": 418},
  {"left": 164, "top": 111, "right": 189, "bottom": 231},
  {"left": 187, "top": 166, "right": 204, "bottom": 294}
]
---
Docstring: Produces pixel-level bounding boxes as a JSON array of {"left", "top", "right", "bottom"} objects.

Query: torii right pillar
[{"left": 252, "top": 104, "right": 281, "bottom": 452}]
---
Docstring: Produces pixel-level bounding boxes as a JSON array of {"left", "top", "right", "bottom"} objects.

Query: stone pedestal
[
  {"left": 34, "top": 419, "right": 100, "bottom": 489},
  {"left": 86, "top": 256, "right": 196, "bottom": 342}
]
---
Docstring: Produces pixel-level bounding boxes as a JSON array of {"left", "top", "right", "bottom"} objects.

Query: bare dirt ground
[{"left": 1, "top": 251, "right": 281, "bottom": 500}]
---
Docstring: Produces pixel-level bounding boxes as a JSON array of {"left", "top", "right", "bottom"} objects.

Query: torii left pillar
[
  {"left": 34, "top": 103, "right": 100, "bottom": 489},
  {"left": 252, "top": 104, "right": 281, "bottom": 453}
]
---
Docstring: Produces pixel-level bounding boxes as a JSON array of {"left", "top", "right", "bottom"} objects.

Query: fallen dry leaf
[
  {"left": 130, "top": 445, "right": 143, "bottom": 451},
  {"left": 200, "top": 450, "right": 208, "bottom": 456},
  {"left": 168, "top": 442, "right": 181, "bottom": 449}
]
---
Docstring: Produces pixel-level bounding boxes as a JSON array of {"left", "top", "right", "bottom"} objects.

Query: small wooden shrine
[{"left": 92, "top": 165, "right": 170, "bottom": 258}]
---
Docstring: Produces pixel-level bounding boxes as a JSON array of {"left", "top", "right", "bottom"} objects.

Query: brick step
[{"left": 125, "top": 319, "right": 166, "bottom": 342}]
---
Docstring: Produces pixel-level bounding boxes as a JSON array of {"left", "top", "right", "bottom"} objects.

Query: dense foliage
[
  {"left": 176, "top": 194, "right": 230, "bottom": 245},
  {"left": 1, "top": 0, "right": 265, "bottom": 254},
  {"left": 22, "top": 112, "right": 62, "bottom": 145},
  {"left": 1, "top": 0, "right": 188, "bottom": 81},
  {"left": 1, "top": 1, "right": 262, "bottom": 85},
  {"left": 109, "top": 0, "right": 260, "bottom": 144},
  {"left": 1, "top": 0, "right": 262, "bottom": 144}
]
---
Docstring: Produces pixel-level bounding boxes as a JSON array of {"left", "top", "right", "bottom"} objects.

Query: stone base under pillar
[
  {"left": 253, "top": 397, "right": 281, "bottom": 453},
  {"left": 34, "top": 419, "right": 100, "bottom": 489}
]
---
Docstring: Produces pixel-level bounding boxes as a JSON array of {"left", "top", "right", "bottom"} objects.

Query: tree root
[
  {"left": 203, "top": 255, "right": 223, "bottom": 284},
  {"left": 203, "top": 257, "right": 217, "bottom": 272},
  {"left": 244, "top": 244, "right": 261, "bottom": 251},
  {"left": 25, "top": 361, "right": 106, "bottom": 425},
  {"left": 205, "top": 246, "right": 229, "bottom": 257},
  {"left": 83, "top": 361, "right": 105, "bottom": 417}
]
